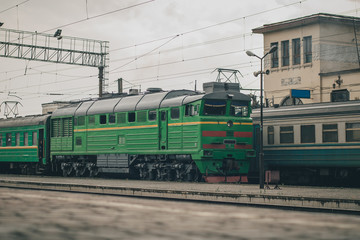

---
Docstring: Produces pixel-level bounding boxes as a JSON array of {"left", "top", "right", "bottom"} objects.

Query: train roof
[
  {"left": 51, "top": 89, "right": 251, "bottom": 117},
  {"left": 251, "top": 100, "right": 360, "bottom": 121},
  {"left": 0, "top": 114, "right": 50, "bottom": 128}
]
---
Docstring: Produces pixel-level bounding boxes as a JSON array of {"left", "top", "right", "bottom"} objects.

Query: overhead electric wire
[
  {"left": 110, "top": 0, "right": 307, "bottom": 53},
  {"left": 110, "top": 34, "right": 179, "bottom": 72},
  {"left": 0, "top": 0, "right": 30, "bottom": 14},
  {"left": 41, "top": 0, "right": 155, "bottom": 33},
  {"left": 4, "top": 0, "right": 357, "bottom": 102}
]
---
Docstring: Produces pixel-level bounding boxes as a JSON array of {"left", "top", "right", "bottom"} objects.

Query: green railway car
[
  {"left": 0, "top": 115, "right": 50, "bottom": 173},
  {"left": 50, "top": 83, "right": 255, "bottom": 182}
]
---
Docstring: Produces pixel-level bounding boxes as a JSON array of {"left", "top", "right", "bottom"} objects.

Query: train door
[
  {"left": 159, "top": 110, "right": 168, "bottom": 150},
  {"left": 38, "top": 129, "right": 44, "bottom": 162}
]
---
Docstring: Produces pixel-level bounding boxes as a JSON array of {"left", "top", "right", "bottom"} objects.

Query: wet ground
[{"left": 0, "top": 187, "right": 359, "bottom": 240}]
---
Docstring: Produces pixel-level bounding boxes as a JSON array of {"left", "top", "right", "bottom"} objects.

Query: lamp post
[{"left": 246, "top": 45, "right": 278, "bottom": 189}]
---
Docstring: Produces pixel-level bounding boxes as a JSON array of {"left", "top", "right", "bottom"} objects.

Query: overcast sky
[{"left": 0, "top": 0, "right": 359, "bottom": 115}]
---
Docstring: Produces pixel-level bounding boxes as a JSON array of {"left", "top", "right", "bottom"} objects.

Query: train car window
[
  {"left": 185, "top": 105, "right": 191, "bottom": 116},
  {"left": 230, "top": 101, "right": 249, "bottom": 117},
  {"left": 24, "top": 132, "right": 28, "bottom": 146},
  {"left": 88, "top": 116, "right": 95, "bottom": 125},
  {"left": 128, "top": 112, "right": 135, "bottom": 122},
  {"left": 100, "top": 115, "right": 107, "bottom": 125},
  {"left": 77, "top": 116, "right": 85, "bottom": 126},
  {"left": 160, "top": 111, "right": 166, "bottom": 121},
  {"left": 148, "top": 111, "right": 157, "bottom": 121},
  {"left": 301, "top": 125, "right": 315, "bottom": 143},
  {"left": 137, "top": 111, "right": 147, "bottom": 122},
  {"left": 203, "top": 100, "right": 226, "bottom": 116},
  {"left": 186, "top": 105, "right": 198, "bottom": 116},
  {"left": 268, "top": 126, "right": 274, "bottom": 145},
  {"left": 75, "top": 137, "right": 82, "bottom": 146},
  {"left": 117, "top": 113, "right": 126, "bottom": 124},
  {"left": 346, "top": 123, "right": 360, "bottom": 142},
  {"left": 194, "top": 105, "right": 199, "bottom": 115},
  {"left": 6, "top": 133, "right": 12, "bottom": 146},
  {"left": 171, "top": 108, "right": 180, "bottom": 119},
  {"left": 0, "top": 134, "right": 2, "bottom": 146},
  {"left": 109, "top": 114, "right": 116, "bottom": 124},
  {"left": 280, "top": 126, "right": 294, "bottom": 144},
  {"left": 323, "top": 124, "right": 338, "bottom": 143},
  {"left": 15, "top": 133, "right": 20, "bottom": 146},
  {"left": 32, "top": 132, "right": 38, "bottom": 146}
]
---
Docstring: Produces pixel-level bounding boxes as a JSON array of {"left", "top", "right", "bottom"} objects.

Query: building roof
[{"left": 253, "top": 13, "right": 360, "bottom": 34}]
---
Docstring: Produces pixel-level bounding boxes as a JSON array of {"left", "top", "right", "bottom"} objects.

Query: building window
[
  {"left": 0, "top": 134, "right": 2, "bottom": 146},
  {"left": 346, "top": 123, "right": 360, "bottom": 142},
  {"left": 100, "top": 115, "right": 107, "bottom": 125},
  {"left": 148, "top": 111, "right": 157, "bottom": 121},
  {"left": 301, "top": 125, "right": 315, "bottom": 143},
  {"left": 292, "top": 38, "right": 301, "bottom": 65},
  {"left": 109, "top": 114, "right": 116, "bottom": 124},
  {"left": 16, "top": 133, "right": 20, "bottom": 146},
  {"left": 280, "top": 96, "right": 303, "bottom": 106},
  {"left": 24, "top": 132, "right": 28, "bottom": 146},
  {"left": 267, "top": 126, "right": 274, "bottom": 145},
  {"left": 171, "top": 108, "right": 180, "bottom": 119},
  {"left": 331, "top": 89, "right": 349, "bottom": 102},
  {"left": 271, "top": 42, "right": 279, "bottom": 68},
  {"left": 280, "top": 126, "right": 294, "bottom": 144},
  {"left": 303, "top": 36, "right": 312, "bottom": 63},
  {"left": 323, "top": 124, "right": 338, "bottom": 143},
  {"left": 281, "top": 40, "right": 289, "bottom": 66}
]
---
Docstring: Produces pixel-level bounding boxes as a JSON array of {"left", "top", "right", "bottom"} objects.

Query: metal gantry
[{"left": 0, "top": 28, "right": 109, "bottom": 97}]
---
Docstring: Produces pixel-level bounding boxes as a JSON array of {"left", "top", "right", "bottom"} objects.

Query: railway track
[{"left": 0, "top": 175, "right": 359, "bottom": 214}]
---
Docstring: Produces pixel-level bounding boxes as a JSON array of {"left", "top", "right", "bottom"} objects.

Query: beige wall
[{"left": 260, "top": 21, "right": 360, "bottom": 105}]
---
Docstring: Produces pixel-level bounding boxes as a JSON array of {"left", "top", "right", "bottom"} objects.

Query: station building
[{"left": 252, "top": 13, "right": 360, "bottom": 106}]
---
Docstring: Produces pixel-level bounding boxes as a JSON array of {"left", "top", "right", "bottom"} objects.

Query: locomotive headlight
[{"left": 227, "top": 120, "right": 233, "bottom": 127}]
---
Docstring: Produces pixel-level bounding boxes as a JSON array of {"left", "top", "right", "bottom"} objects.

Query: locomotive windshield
[
  {"left": 230, "top": 100, "right": 249, "bottom": 117},
  {"left": 203, "top": 100, "right": 226, "bottom": 116}
]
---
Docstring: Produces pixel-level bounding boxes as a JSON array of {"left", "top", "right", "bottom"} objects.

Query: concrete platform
[{"left": 0, "top": 175, "right": 359, "bottom": 212}]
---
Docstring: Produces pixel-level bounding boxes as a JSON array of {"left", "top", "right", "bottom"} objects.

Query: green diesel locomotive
[{"left": 0, "top": 82, "right": 255, "bottom": 183}]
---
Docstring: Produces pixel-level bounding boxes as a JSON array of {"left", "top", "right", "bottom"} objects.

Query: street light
[{"left": 246, "top": 45, "right": 278, "bottom": 189}]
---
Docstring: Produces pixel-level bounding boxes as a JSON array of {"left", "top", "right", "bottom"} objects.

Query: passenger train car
[
  {"left": 252, "top": 101, "right": 360, "bottom": 185},
  {"left": 0, "top": 82, "right": 255, "bottom": 183}
]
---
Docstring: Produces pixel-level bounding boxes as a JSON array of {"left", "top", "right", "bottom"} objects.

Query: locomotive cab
[{"left": 190, "top": 88, "right": 255, "bottom": 183}]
